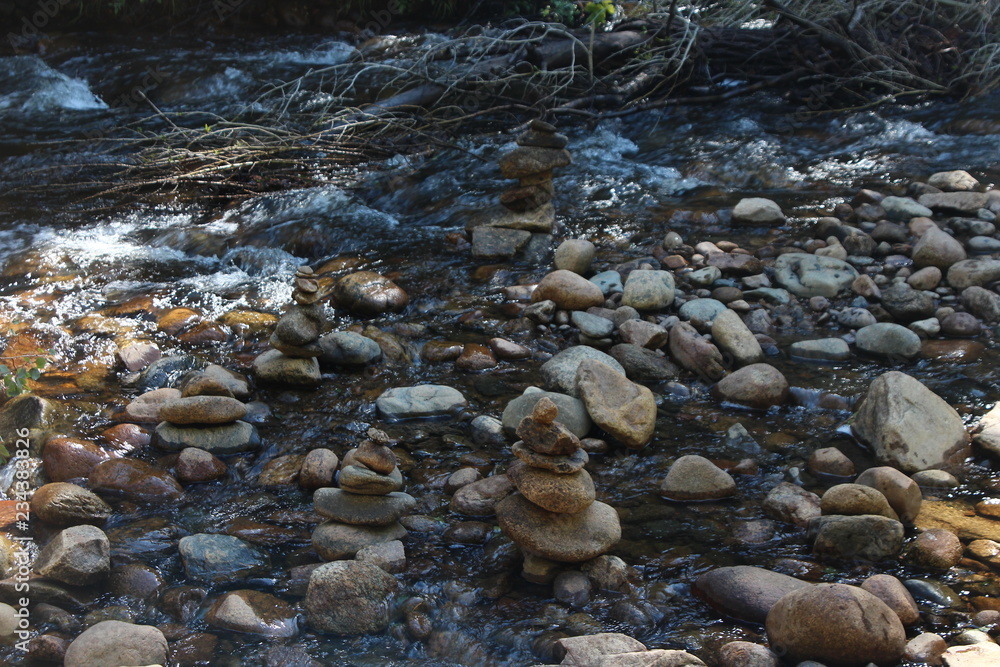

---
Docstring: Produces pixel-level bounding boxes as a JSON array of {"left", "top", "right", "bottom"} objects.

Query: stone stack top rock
[
  {"left": 292, "top": 265, "right": 321, "bottom": 305},
  {"left": 254, "top": 267, "right": 325, "bottom": 386}
]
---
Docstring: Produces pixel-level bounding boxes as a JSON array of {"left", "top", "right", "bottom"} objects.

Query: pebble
[{"left": 659, "top": 455, "right": 736, "bottom": 501}]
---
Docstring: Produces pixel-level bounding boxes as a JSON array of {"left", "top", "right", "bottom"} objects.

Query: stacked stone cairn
[
  {"left": 253, "top": 266, "right": 324, "bottom": 387},
  {"left": 471, "top": 120, "right": 571, "bottom": 260},
  {"left": 311, "top": 428, "right": 414, "bottom": 562},
  {"left": 154, "top": 375, "right": 259, "bottom": 456},
  {"left": 496, "top": 397, "right": 621, "bottom": 581}
]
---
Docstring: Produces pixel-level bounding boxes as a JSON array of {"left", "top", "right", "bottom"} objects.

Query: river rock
[
  {"left": 305, "top": 560, "right": 398, "bottom": 634},
  {"left": 508, "top": 462, "right": 595, "bottom": 514},
  {"left": 532, "top": 269, "right": 605, "bottom": 310},
  {"left": 913, "top": 225, "right": 967, "bottom": 269},
  {"left": 312, "top": 521, "right": 407, "bottom": 560},
  {"left": 155, "top": 420, "right": 260, "bottom": 454},
  {"left": 882, "top": 195, "right": 933, "bottom": 220},
  {"left": 621, "top": 270, "right": 676, "bottom": 310},
  {"left": 820, "top": 484, "right": 898, "bottom": 520},
  {"left": 63, "top": 620, "right": 167, "bottom": 667},
  {"left": 962, "top": 286, "right": 1000, "bottom": 322},
  {"left": 338, "top": 465, "right": 403, "bottom": 495},
  {"left": 176, "top": 447, "right": 227, "bottom": 483},
  {"left": 541, "top": 347, "right": 625, "bottom": 398},
  {"left": 669, "top": 321, "right": 726, "bottom": 381},
  {"left": 181, "top": 364, "right": 251, "bottom": 400},
  {"left": 590, "top": 270, "right": 624, "bottom": 295},
  {"left": 789, "top": 338, "right": 852, "bottom": 361},
  {"left": 158, "top": 397, "right": 245, "bottom": 428},
  {"left": 571, "top": 311, "right": 614, "bottom": 339},
  {"left": 496, "top": 493, "right": 620, "bottom": 562},
  {"left": 376, "top": 384, "right": 467, "bottom": 419},
  {"left": 880, "top": 282, "right": 936, "bottom": 321},
  {"left": 512, "top": 442, "right": 588, "bottom": 474},
  {"left": 928, "top": 170, "right": 979, "bottom": 191},
  {"left": 711, "top": 309, "right": 764, "bottom": 366},
  {"left": 948, "top": 259, "right": 1000, "bottom": 289},
  {"left": 554, "top": 633, "right": 646, "bottom": 665},
  {"left": 694, "top": 565, "right": 811, "bottom": 624},
  {"left": 178, "top": 533, "right": 269, "bottom": 584},
  {"left": 808, "top": 514, "right": 905, "bottom": 561},
  {"left": 472, "top": 226, "right": 532, "bottom": 259},
  {"left": 773, "top": 253, "right": 858, "bottom": 298},
  {"left": 659, "top": 455, "right": 736, "bottom": 501},
  {"left": 318, "top": 331, "right": 382, "bottom": 366},
  {"left": 762, "top": 482, "right": 821, "bottom": 527},
  {"left": 808, "top": 447, "right": 855, "bottom": 477},
  {"left": 31, "top": 482, "right": 111, "bottom": 526},
  {"left": 34, "top": 525, "right": 110, "bottom": 585},
  {"left": 575, "top": 359, "right": 656, "bottom": 449},
  {"left": 940, "top": 311, "right": 981, "bottom": 336},
  {"left": 502, "top": 388, "right": 592, "bottom": 438},
  {"left": 332, "top": 271, "right": 408, "bottom": 316},
  {"left": 120, "top": 388, "right": 181, "bottom": 423},
  {"left": 712, "top": 363, "right": 788, "bottom": 409},
  {"left": 679, "top": 298, "right": 727, "bottom": 324},
  {"left": 42, "top": 437, "right": 117, "bottom": 483},
  {"left": 554, "top": 239, "right": 596, "bottom": 274},
  {"left": 765, "top": 583, "right": 906, "bottom": 666},
  {"left": 717, "top": 641, "right": 779, "bottom": 667},
  {"left": 608, "top": 344, "right": 677, "bottom": 383},
  {"left": 617, "top": 319, "right": 668, "bottom": 349},
  {"left": 855, "top": 322, "right": 922, "bottom": 359},
  {"left": 252, "top": 349, "right": 321, "bottom": 386},
  {"left": 314, "top": 489, "right": 415, "bottom": 526},
  {"left": 861, "top": 574, "right": 920, "bottom": 626},
  {"left": 205, "top": 589, "right": 298, "bottom": 638},
  {"left": 499, "top": 145, "right": 571, "bottom": 177},
  {"left": 941, "top": 642, "right": 1000, "bottom": 666},
  {"left": 919, "top": 191, "right": 990, "bottom": 215},
  {"left": 908, "top": 266, "right": 943, "bottom": 290},
  {"left": 88, "top": 458, "right": 183, "bottom": 502},
  {"left": 733, "top": 197, "right": 784, "bottom": 225},
  {"left": 907, "top": 528, "right": 963, "bottom": 570},
  {"left": 854, "top": 467, "right": 922, "bottom": 524},
  {"left": 853, "top": 371, "right": 971, "bottom": 472},
  {"left": 975, "top": 403, "right": 1000, "bottom": 459}
]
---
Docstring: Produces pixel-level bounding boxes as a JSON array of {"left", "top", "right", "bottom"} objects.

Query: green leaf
[
  {"left": 35, "top": 357, "right": 46, "bottom": 369},
  {"left": 0, "top": 365, "right": 9, "bottom": 376},
  {"left": 28, "top": 368, "right": 41, "bottom": 380}
]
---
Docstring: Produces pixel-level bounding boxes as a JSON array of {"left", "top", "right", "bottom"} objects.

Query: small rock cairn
[
  {"left": 312, "top": 429, "right": 414, "bottom": 561},
  {"left": 253, "top": 266, "right": 324, "bottom": 386},
  {"left": 154, "top": 374, "right": 259, "bottom": 455},
  {"left": 497, "top": 398, "right": 621, "bottom": 579}
]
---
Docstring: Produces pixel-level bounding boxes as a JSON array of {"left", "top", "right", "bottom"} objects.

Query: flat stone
[
  {"left": 607, "top": 344, "right": 678, "bottom": 384},
  {"left": 773, "top": 253, "right": 859, "bottom": 298},
  {"left": 881, "top": 195, "right": 933, "bottom": 220},
  {"left": 512, "top": 441, "right": 588, "bottom": 473},
  {"left": 941, "top": 642, "right": 1000, "bottom": 666},
  {"left": 31, "top": 482, "right": 112, "bottom": 526},
  {"left": 450, "top": 474, "right": 515, "bottom": 516},
  {"left": 205, "top": 590, "right": 298, "bottom": 638},
  {"left": 789, "top": 338, "right": 851, "bottom": 361},
  {"left": 712, "top": 363, "right": 789, "bottom": 409},
  {"left": 311, "top": 521, "right": 407, "bottom": 560},
  {"left": 919, "top": 191, "right": 990, "bottom": 215},
  {"left": 916, "top": 499, "right": 1000, "bottom": 542},
  {"left": 508, "top": 462, "right": 595, "bottom": 514},
  {"left": 820, "top": 483, "right": 898, "bottom": 520},
  {"left": 762, "top": 482, "right": 821, "bottom": 527},
  {"left": 659, "top": 455, "right": 736, "bottom": 501},
  {"left": 314, "top": 489, "right": 415, "bottom": 526},
  {"left": 33, "top": 525, "right": 110, "bottom": 585},
  {"left": 154, "top": 420, "right": 260, "bottom": 455},
  {"left": 120, "top": 388, "right": 182, "bottom": 424},
  {"left": 808, "top": 514, "right": 905, "bottom": 561},
  {"left": 252, "top": 349, "right": 321, "bottom": 387},
  {"left": 694, "top": 565, "right": 811, "bottom": 624},
  {"left": 472, "top": 226, "right": 531, "bottom": 259},
  {"left": 496, "top": 493, "right": 620, "bottom": 563},
  {"left": 178, "top": 533, "right": 269, "bottom": 584},
  {"left": 88, "top": 459, "right": 183, "bottom": 502},
  {"left": 376, "top": 385, "right": 467, "bottom": 419},
  {"left": 337, "top": 465, "right": 403, "bottom": 495},
  {"left": 63, "top": 621, "right": 167, "bottom": 667}
]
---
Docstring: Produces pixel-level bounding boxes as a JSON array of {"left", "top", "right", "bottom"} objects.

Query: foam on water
[{"left": 0, "top": 56, "right": 107, "bottom": 113}]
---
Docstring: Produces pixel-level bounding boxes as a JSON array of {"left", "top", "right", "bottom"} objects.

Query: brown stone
[
  {"left": 496, "top": 493, "right": 620, "bottom": 562},
  {"left": 511, "top": 441, "right": 588, "bottom": 474},
  {"left": 43, "top": 437, "right": 117, "bottom": 482},
  {"left": 159, "top": 396, "right": 247, "bottom": 425},
  {"left": 157, "top": 308, "right": 202, "bottom": 335},
  {"left": 353, "top": 441, "right": 396, "bottom": 476},
  {"left": 299, "top": 448, "right": 339, "bottom": 489},
  {"left": 498, "top": 146, "right": 571, "bottom": 179},
  {"left": 176, "top": 448, "right": 227, "bottom": 483},
  {"left": 575, "top": 360, "right": 656, "bottom": 450},
  {"left": 855, "top": 466, "right": 923, "bottom": 524},
  {"left": 712, "top": 363, "right": 789, "bottom": 409},
  {"left": 508, "top": 461, "right": 595, "bottom": 514},
  {"left": 821, "top": 484, "right": 898, "bottom": 521},
  {"left": 531, "top": 270, "right": 605, "bottom": 311},
  {"left": 861, "top": 574, "right": 921, "bottom": 626},
  {"left": 906, "top": 528, "right": 963, "bottom": 570},
  {"left": 88, "top": 459, "right": 183, "bottom": 502},
  {"left": 31, "top": 482, "right": 112, "bottom": 526},
  {"left": 455, "top": 344, "right": 498, "bottom": 371},
  {"left": 332, "top": 271, "right": 408, "bottom": 316},
  {"left": 516, "top": 398, "right": 582, "bottom": 456}
]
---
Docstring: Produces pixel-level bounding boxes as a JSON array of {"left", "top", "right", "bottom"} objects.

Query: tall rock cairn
[
  {"left": 496, "top": 398, "right": 621, "bottom": 580},
  {"left": 252, "top": 266, "right": 324, "bottom": 386}
]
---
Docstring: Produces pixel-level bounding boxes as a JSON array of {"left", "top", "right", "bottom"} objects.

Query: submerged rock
[
  {"left": 305, "top": 560, "right": 398, "bottom": 634},
  {"left": 376, "top": 385, "right": 467, "bottom": 419},
  {"left": 332, "top": 271, "right": 408, "bottom": 316}
]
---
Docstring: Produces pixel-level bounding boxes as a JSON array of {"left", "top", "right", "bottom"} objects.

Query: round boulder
[
  {"left": 712, "top": 364, "right": 788, "bottom": 409},
  {"left": 305, "top": 560, "right": 398, "bottom": 634},
  {"left": 64, "top": 620, "right": 167, "bottom": 667}
]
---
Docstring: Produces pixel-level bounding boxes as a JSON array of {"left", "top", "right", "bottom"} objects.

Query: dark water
[{"left": 1, "top": 31, "right": 1000, "bottom": 665}]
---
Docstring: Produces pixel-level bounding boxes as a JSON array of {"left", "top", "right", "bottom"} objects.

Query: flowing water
[{"left": 2, "top": 30, "right": 1000, "bottom": 666}]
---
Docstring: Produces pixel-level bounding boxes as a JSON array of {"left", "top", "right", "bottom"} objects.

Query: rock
[
  {"left": 472, "top": 226, "right": 532, "bottom": 259},
  {"left": 861, "top": 574, "right": 920, "bottom": 626},
  {"left": 332, "top": 271, "right": 408, "bottom": 316},
  {"left": 31, "top": 482, "right": 111, "bottom": 526},
  {"left": 88, "top": 458, "right": 183, "bottom": 502},
  {"left": 733, "top": 197, "right": 784, "bottom": 225},
  {"left": 252, "top": 349, "right": 321, "bottom": 386},
  {"left": 912, "top": 469, "right": 959, "bottom": 488},
  {"left": 913, "top": 225, "right": 967, "bottom": 269},
  {"left": 42, "top": 437, "right": 117, "bottom": 483},
  {"left": 450, "top": 474, "right": 515, "bottom": 516},
  {"left": 962, "top": 286, "right": 1000, "bottom": 322},
  {"left": 181, "top": 364, "right": 251, "bottom": 400},
  {"left": 136, "top": 354, "right": 203, "bottom": 392},
  {"left": 541, "top": 347, "right": 625, "bottom": 398},
  {"left": 299, "top": 448, "right": 339, "bottom": 489},
  {"left": 773, "top": 253, "right": 859, "bottom": 298},
  {"left": 314, "top": 489, "right": 415, "bottom": 526},
  {"left": 176, "top": 447, "right": 227, "bottom": 483},
  {"left": 717, "top": 641, "right": 780, "bottom": 667},
  {"left": 63, "top": 620, "right": 167, "bottom": 667},
  {"left": 119, "top": 388, "right": 181, "bottom": 423},
  {"left": 940, "top": 311, "right": 981, "bottom": 336},
  {"left": 789, "top": 338, "right": 852, "bottom": 362},
  {"left": 618, "top": 319, "right": 668, "bottom": 349},
  {"left": 905, "top": 633, "right": 946, "bottom": 664},
  {"left": 908, "top": 266, "right": 943, "bottom": 290},
  {"left": 709, "top": 252, "right": 763, "bottom": 276},
  {"left": 488, "top": 338, "right": 531, "bottom": 361},
  {"left": 711, "top": 309, "right": 764, "bottom": 366},
  {"left": 34, "top": 525, "right": 110, "bottom": 585},
  {"left": 712, "top": 363, "right": 789, "bottom": 410},
  {"left": 499, "top": 145, "right": 571, "bottom": 178},
  {"left": 455, "top": 343, "right": 498, "bottom": 371},
  {"left": 178, "top": 533, "right": 269, "bottom": 584},
  {"left": 765, "top": 583, "right": 905, "bottom": 666},
  {"left": 621, "top": 270, "right": 676, "bottom": 310},
  {"left": 117, "top": 341, "right": 161, "bottom": 373},
  {"left": 312, "top": 521, "right": 407, "bottom": 560},
  {"left": 679, "top": 298, "right": 727, "bottom": 324},
  {"left": 919, "top": 191, "right": 990, "bottom": 215},
  {"left": 881, "top": 282, "right": 936, "bottom": 321},
  {"left": 836, "top": 307, "right": 878, "bottom": 329},
  {"left": 762, "top": 482, "right": 822, "bottom": 527},
  {"left": 575, "top": 360, "right": 656, "bottom": 449},
  {"left": 496, "top": 493, "right": 620, "bottom": 562},
  {"left": 855, "top": 322, "right": 922, "bottom": 359},
  {"left": 948, "top": 259, "right": 1000, "bottom": 289},
  {"left": 590, "top": 270, "right": 624, "bottom": 295},
  {"left": 669, "top": 321, "right": 726, "bottom": 381},
  {"left": 338, "top": 465, "right": 403, "bottom": 495},
  {"left": 808, "top": 514, "right": 905, "bottom": 561},
  {"left": 376, "top": 384, "right": 467, "bottom": 419},
  {"left": 512, "top": 442, "right": 588, "bottom": 474},
  {"left": 305, "top": 560, "right": 398, "bottom": 634},
  {"left": 907, "top": 528, "right": 963, "bottom": 570},
  {"left": 881, "top": 195, "right": 933, "bottom": 220},
  {"left": 205, "top": 590, "right": 298, "bottom": 637},
  {"left": 607, "top": 344, "right": 677, "bottom": 383},
  {"left": 821, "top": 484, "right": 898, "bottom": 520},
  {"left": 572, "top": 311, "right": 614, "bottom": 339},
  {"left": 355, "top": 539, "right": 406, "bottom": 574},
  {"left": 694, "top": 566, "right": 811, "bottom": 624},
  {"left": 808, "top": 447, "right": 855, "bottom": 477},
  {"left": 928, "top": 170, "right": 979, "bottom": 191},
  {"left": 554, "top": 239, "right": 596, "bottom": 274},
  {"left": 508, "top": 462, "right": 595, "bottom": 514},
  {"left": 318, "top": 331, "right": 382, "bottom": 365},
  {"left": 502, "top": 388, "right": 592, "bottom": 438},
  {"left": 659, "top": 455, "right": 736, "bottom": 501},
  {"left": 852, "top": 371, "right": 971, "bottom": 472},
  {"left": 555, "top": 633, "right": 647, "bottom": 665},
  {"left": 855, "top": 466, "right": 923, "bottom": 524},
  {"left": 155, "top": 420, "right": 260, "bottom": 455},
  {"left": 532, "top": 270, "right": 605, "bottom": 311}
]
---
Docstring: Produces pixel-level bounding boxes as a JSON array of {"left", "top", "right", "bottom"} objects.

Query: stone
[
  {"left": 299, "top": 448, "right": 339, "bottom": 489},
  {"left": 120, "top": 388, "right": 181, "bottom": 423},
  {"left": 581, "top": 555, "right": 628, "bottom": 591},
  {"left": 733, "top": 197, "right": 784, "bottom": 225},
  {"left": 808, "top": 514, "right": 905, "bottom": 561},
  {"left": 488, "top": 338, "right": 531, "bottom": 361},
  {"left": 508, "top": 462, "right": 595, "bottom": 514},
  {"left": 117, "top": 342, "right": 161, "bottom": 373},
  {"left": 917, "top": 499, "right": 1000, "bottom": 543},
  {"left": 855, "top": 322, "right": 922, "bottom": 359},
  {"left": 311, "top": 522, "right": 407, "bottom": 560},
  {"left": 555, "top": 633, "right": 647, "bottom": 665},
  {"left": 762, "top": 482, "right": 821, "bottom": 527},
  {"left": 622, "top": 270, "right": 676, "bottom": 310},
  {"left": 472, "top": 226, "right": 531, "bottom": 258},
  {"left": 821, "top": 483, "right": 898, "bottom": 520},
  {"left": 575, "top": 359, "right": 656, "bottom": 449},
  {"left": 496, "top": 493, "right": 620, "bottom": 562},
  {"left": 855, "top": 466, "right": 923, "bottom": 524},
  {"left": 789, "top": 338, "right": 852, "bottom": 362},
  {"left": 836, "top": 307, "right": 878, "bottom": 329},
  {"left": 948, "top": 259, "right": 1000, "bottom": 289},
  {"left": 314, "top": 489, "right": 415, "bottom": 526},
  {"left": 176, "top": 448, "right": 227, "bottom": 483},
  {"left": 503, "top": 388, "right": 591, "bottom": 438},
  {"left": 919, "top": 191, "right": 990, "bottom": 215},
  {"left": 881, "top": 282, "right": 936, "bottom": 321},
  {"left": 913, "top": 225, "right": 967, "bottom": 269},
  {"left": 178, "top": 533, "right": 269, "bottom": 584},
  {"left": 516, "top": 398, "right": 582, "bottom": 455},
  {"left": 712, "top": 363, "right": 788, "bottom": 409},
  {"left": 332, "top": 271, "right": 408, "bottom": 316},
  {"left": 852, "top": 371, "right": 971, "bottom": 472},
  {"left": 881, "top": 195, "right": 933, "bottom": 220},
  {"left": 908, "top": 266, "right": 943, "bottom": 290},
  {"left": 353, "top": 438, "right": 396, "bottom": 475},
  {"left": 252, "top": 349, "right": 321, "bottom": 386},
  {"left": 338, "top": 465, "right": 403, "bottom": 495},
  {"left": 765, "top": 583, "right": 905, "bottom": 666},
  {"left": 940, "top": 642, "right": 1000, "bottom": 666},
  {"left": 376, "top": 385, "right": 467, "bottom": 419},
  {"left": 532, "top": 269, "right": 605, "bottom": 310},
  {"left": 63, "top": 621, "right": 167, "bottom": 667},
  {"left": 617, "top": 319, "right": 668, "bottom": 349},
  {"left": 572, "top": 311, "right": 614, "bottom": 339},
  {"left": 940, "top": 311, "right": 981, "bottom": 336},
  {"left": 907, "top": 528, "right": 963, "bottom": 570},
  {"left": 499, "top": 145, "right": 571, "bottom": 178},
  {"left": 34, "top": 525, "right": 110, "bottom": 585},
  {"left": 668, "top": 321, "right": 726, "bottom": 382},
  {"left": 861, "top": 574, "right": 920, "bottom": 626},
  {"left": 773, "top": 253, "right": 859, "bottom": 298},
  {"left": 273, "top": 306, "right": 320, "bottom": 347},
  {"left": 512, "top": 441, "right": 588, "bottom": 473},
  {"left": 608, "top": 344, "right": 677, "bottom": 383},
  {"left": 678, "top": 298, "right": 727, "bottom": 324},
  {"left": 454, "top": 343, "right": 497, "bottom": 371},
  {"left": 473, "top": 202, "right": 556, "bottom": 232},
  {"left": 205, "top": 589, "right": 298, "bottom": 637},
  {"left": 590, "top": 270, "right": 624, "bottom": 295},
  {"left": 451, "top": 474, "right": 515, "bottom": 516},
  {"left": 355, "top": 539, "right": 406, "bottom": 573},
  {"left": 541, "top": 347, "right": 625, "bottom": 398},
  {"left": 305, "top": 560, "right": 398, "bottom": 634},
  {"left": 42, "top": 437, "right": 117, "bottom": 482},
  {"left": 912, "top": 469, "right": 959, "bottom": 488},
  {"left": 136, "top": 354, "right": 202, "bottom": 392},
  {"left": 905, "top": 633, "right": 947, "bottom": 664},
  {"left": 31, "top": 482, "right": 112, "bottom": 526},
  {"left": 962, "top": 286, "right": 1000, "bottom": 322},
  {"left": 88, "top": 458, "right": 183, "bottom": 502},
  {"left": 709, "top": 252, "right": 762, "bottom": 276},
  {"left": 318, "top": 331, "right": 382, "bottom": 365},
  {"left": 928, "top": 170, "right": 979, "bottom": 191},
  {"left": 717, "top": 641, "right": 780, "bottom": 667},
  {"left": 659, "top": 455, "right": 736, "bottom": 501},
  {"left": 154, "top": 420, "right": 260, "bottom": 455},
  {"left": 694, "top": 566, "right": 811, "bottom": 624},
  {"left": 554, "top": 239, "right": 596, "bottom": 275},
  {"left": 711, "top": 309, "right": 764, "bottom": 366}
]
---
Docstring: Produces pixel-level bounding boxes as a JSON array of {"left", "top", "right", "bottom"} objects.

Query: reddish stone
[
  {"left": 100, "top": 423, "right": 151, "bottom": 453},
  {"left": 455, "top": 344, "right": 498, "bottom": 371},
  {"left": 157, "top": 308, "right": 202, "bottom": 335},
  {"left": 43, "top": 437, "right": 118, "bottom": 482},
  {"left": 88, "top": 458, "right": 183, "bottom": 502}
]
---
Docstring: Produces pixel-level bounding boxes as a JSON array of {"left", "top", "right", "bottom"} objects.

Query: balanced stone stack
[
  {"left": 496, "top": 398, "right": 621, "bottom": 578},
  {"left": 253, "top": 266, "right": 324, "bottom": 387},
  {"left": 312, "top": 429, "right": 414, "bottom": 561},
  {"left": 471, "top": 120, "right": 571, "bottom": 260},
  {"left": 154, "top": 381, "right": 259, "bottom": 455}
]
